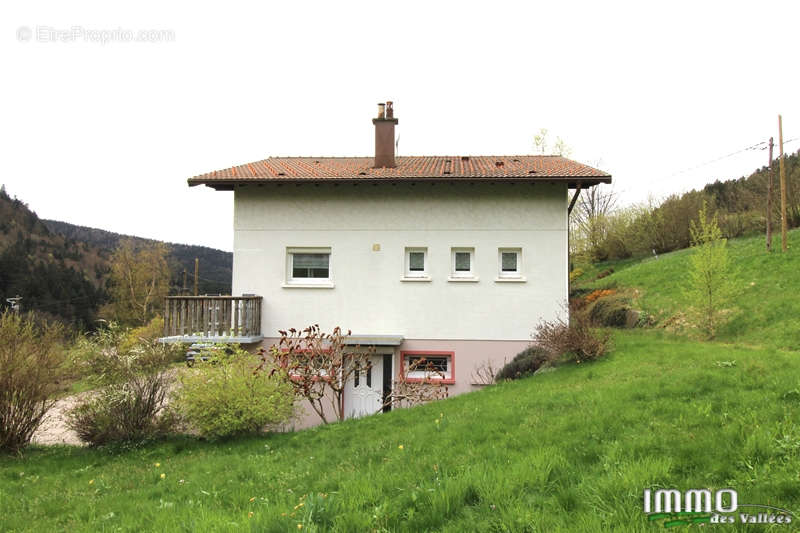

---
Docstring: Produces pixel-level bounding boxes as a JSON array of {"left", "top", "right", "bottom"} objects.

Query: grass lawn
[
  {"left": 576, "top": 228, "right": 800, "bottom": 351},
  {"left": 3, "top": 330, "right": 800, "bottom": 531}
]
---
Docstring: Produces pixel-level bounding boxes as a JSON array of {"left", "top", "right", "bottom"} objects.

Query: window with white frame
[
  {"left": 450, "top": 247, "right": 476, "bottom": 279},
  {"left": 402, "top": 351, "right": 454, "bottom": 383},
  {"left": 286, "top": 248, "right": 331, "bottom": 285},
  {"left": 498, "top": 248, "right": 522, "bottom": 279},
  {"left": 404, "top": 247, "right": 428, "bottom": 278}
]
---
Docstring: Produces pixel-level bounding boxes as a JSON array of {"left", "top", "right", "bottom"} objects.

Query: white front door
[{"left": 344, "top": 355, "right": 384, "bottom": 419}]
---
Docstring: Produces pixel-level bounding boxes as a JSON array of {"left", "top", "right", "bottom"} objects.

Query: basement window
[{"left": 401, "top": 351, "right": 455, "bottom": 383}]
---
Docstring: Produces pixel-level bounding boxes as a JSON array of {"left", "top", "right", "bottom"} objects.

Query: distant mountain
[
  {"left": 42, "top": 219, "right": 232, "bottom": 296},
  {"left": 0, "top": 186, "right": 231, "bottom": 328}
]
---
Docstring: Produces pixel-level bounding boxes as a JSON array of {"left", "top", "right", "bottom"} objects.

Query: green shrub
[
  {"left": 119, "top": 316, "right": 177, "bottom": 358},
  {"left": 588, "top": 294, "right": 635, "bottom": 328},
  {"left": 67, "top": 323, "right": 176, "bottom": 446},
  {"left": 173, "top": 346, "right": 295, "bottom": 439},
  {"left": 496, "top": 346, "right": 553, "bottom": 381},
  {"left": 71, "top": 322, "right": 181, "bottom": 383},
  {"left": 0, "top": 311, "right": 67, "bottom": 454}
]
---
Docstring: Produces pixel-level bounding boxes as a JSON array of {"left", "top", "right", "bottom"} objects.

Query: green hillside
[
  {"left": 4, "top": 230, "right": 800, "bottom": 531},
  {"left": 2, "top": 332, "right": 799, "bottom": 531},
  {"left": 577, "top": 228, "right": 800, "bottom": 350}
]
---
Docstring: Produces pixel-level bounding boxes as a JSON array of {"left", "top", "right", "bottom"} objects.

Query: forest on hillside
[
  {"left": 43, "top": 219, "right": 232, "bottom": 295},
  {"left": 571, "top": 148, "right": 800, "bottom": 262},
  {"left": 0, "top": 186, "right": 231, "bottom": 328}
]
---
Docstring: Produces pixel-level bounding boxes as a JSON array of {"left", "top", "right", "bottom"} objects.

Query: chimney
[{"left": 373, "top": 101, "right": 398, "bottom": 168}]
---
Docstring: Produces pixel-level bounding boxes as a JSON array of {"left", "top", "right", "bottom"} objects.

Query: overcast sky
[{"left": 3, "top": 1, "right": 799, "bottom": 252}]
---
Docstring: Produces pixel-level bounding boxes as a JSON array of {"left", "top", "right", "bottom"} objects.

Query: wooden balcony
[{"left": 160, "top": 295, "right": 263, "bottom": 344}]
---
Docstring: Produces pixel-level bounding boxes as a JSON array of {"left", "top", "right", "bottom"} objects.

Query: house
[{"left": 164, "top": 102, "right": 611, "bottom": 427}]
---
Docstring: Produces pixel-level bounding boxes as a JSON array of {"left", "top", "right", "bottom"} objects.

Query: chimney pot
[
  {"left": 377, "top": 103, "right": 385, "bottom": 119},
  {"left": 385, "top": 101, "right": 394, "bottom": 119}
]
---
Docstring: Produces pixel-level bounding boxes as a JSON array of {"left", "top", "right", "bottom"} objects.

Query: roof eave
[{"left": 188, "top": 175, "right": 612, "bottom": 191}]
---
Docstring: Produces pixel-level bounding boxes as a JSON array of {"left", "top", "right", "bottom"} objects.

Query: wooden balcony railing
[{"left": 160, "top": 295, "right": 263, "bottom": 343}]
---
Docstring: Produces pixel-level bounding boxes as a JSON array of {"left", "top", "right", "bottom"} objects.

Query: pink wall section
[
  {"left": 256, "top": 337, "right": 531, "bottom": 430},
  {"left": 397, "top": 339, "right": 530, "bottom": 395}
]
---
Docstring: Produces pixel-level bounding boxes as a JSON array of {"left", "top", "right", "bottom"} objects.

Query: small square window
[
  {"left": 404, "top": 247, "right": 429, "bottom": 279},
  {"left": 455, "top": 252, "right": 471, "bottom": 271},
  {"left": 287, "top": 248, "right": 332, "bottom": 285},
  {"left": 497, "top": 248, "right": 523, "bottom": 279},
  {"left": 450, "top": 248, "right": 476, "bottom": 279},
  {"left": 409, "top": 252, "right": 425, "bottom": 271},
  {"left": 501, "top": 252, "right": 517, "bottom": 272}
]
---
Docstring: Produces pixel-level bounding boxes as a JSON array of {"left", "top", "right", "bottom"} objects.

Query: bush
[
  {"left": 119, "top": 316, "right": 173, "bottom": 355},
  {"left": 0, "top": 311, "right": 66, "bottom": 454},
  {"left": 588, "top": 294, "right": 636, "bottom": 328},
  {"left": 173, "top": 346, "right": 295, "bottom": 439},
  {"left": 534, "top": 303, "right": 611, "bottom": 364},
  {"left": 71, "top": 322, "right": 180, "bottom": 382},
  {"left": 67, "top": 374, "right": 174, "bottom": 446},
  {"left": 67, "top": 323, "right": 176, "bottom": 446},
  {"left": 496, "top": 346, "right": 553, "bottom": 381}
]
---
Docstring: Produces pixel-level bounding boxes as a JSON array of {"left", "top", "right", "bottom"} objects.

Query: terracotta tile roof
[{"left": 188, "top": 155, "right": 611, "bottom": 189}]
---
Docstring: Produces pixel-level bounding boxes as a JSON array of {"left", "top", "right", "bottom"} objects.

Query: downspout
[{"left": 566, "top": 184, "right": 582, "bottom": 317}]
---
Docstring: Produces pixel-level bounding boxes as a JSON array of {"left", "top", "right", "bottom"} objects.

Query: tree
[
  {"left": 382, "top": 358, "right": 449, "bottom": 409},
  {"left": 552, "top": 137, "right": 573, "bottom": 158},
  {"left": 570, "top": 184, "right": 618, "bottom": 261},
  {"left": 533, "top": 128, "right": 572, "bottom": 157},
  {"left": 533, "top": 128, "right": 549, "bottom": 154},
  {"left": 104, "top": 239, "right": 170, "bottom": 326},
  {"left": 685, "top": 200, "right": 733, "bottom": 339},
  {"left": 260, "top": 325, "right": 372, "bottom": 424}
]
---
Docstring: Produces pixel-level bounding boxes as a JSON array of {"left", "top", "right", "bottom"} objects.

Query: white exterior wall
[{"left": 232, "top": 182, "right": 568, "bottom": 342}]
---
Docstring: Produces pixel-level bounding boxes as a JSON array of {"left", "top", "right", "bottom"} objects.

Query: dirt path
[{"left": 32, "top": 394, "right": 87, "bottom": 446}]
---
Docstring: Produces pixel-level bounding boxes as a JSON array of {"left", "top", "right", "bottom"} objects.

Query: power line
[
  {"left": 661, "top": 136, "right": 798, "bottom": 182},
  {"left": 760, "top": 137, "right": 798, "bottom": 150}
]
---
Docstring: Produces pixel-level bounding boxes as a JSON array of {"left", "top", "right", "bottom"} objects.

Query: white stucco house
[{"left": 166, "top": 102, "right": 611, "bottom": 427}]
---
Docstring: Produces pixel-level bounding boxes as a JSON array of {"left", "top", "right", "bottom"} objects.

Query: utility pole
[
  {"left": 766, "top": 137, "right": 774, "bottom": 251},
  {"left": 779, "top": 115, "right": 788, "bottom": 251},
  {"left": 194, "top": 258, "right": 199, "bottom": 296},
  {"left": 182, "top": 269, "right": 188, "bottom": 295}
]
